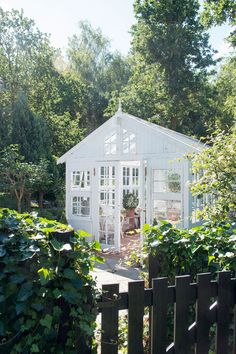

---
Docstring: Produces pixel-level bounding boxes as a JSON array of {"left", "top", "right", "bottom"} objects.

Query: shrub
[
  {"left": 0, "top": 208, "right": 101, "bottom": 353},
  {"left": 142, "top": 220, "right": 236, "bottom": 282},
  {"left": 123, "top": 193, "right": 139, "bottom": 210}
]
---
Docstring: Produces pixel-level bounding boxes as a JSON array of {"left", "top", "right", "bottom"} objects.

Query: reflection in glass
[{"left": 153, "top": 200, "right": 181, "bottom": 223}]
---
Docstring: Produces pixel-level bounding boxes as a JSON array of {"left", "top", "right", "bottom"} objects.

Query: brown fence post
[
  {"left": 128, "top": 280, "right": 145, "bottom": 354},
  {"left": 216, "top": 271, "right": 231, "bottom": 354},
  {"left": 174, "top": 275, "right": 191, "bottom": 354},
  {"left": 151, "top": 277, "right": 168, "bottom": 354},
  {"left": 195, "top": 273, "right": 212, "bottom": 354},
  {"left": 101, "top": 284, "right": 119, "bottom": 354}
]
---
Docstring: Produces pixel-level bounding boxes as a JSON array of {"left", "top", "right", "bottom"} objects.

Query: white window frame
[
  {"left": 122, "top": 166, "right": 139, "bottom": 199},
  {"left": 72, "top": 171, "right": 90, "bottom": 190},
  {"left": 72, "top": 196, "right": 90, "bottom": 217},
  {"left": 104, "top": 131, "right": 117, "bottom": 155},
  {"left": 122, "top": 129, "right": 136, "bottom": 154}
]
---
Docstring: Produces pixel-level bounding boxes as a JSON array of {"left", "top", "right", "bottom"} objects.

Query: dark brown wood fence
[{"left": 98, "top": 271, "right": 236, "bottom": 354}]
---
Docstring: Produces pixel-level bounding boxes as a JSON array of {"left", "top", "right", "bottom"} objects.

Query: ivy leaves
[
  {"left": 143, "top": 220, "right": 236, "bottom": 282},
  {"left": 0, "top": 208, "right": 99, "bottom": 353}
]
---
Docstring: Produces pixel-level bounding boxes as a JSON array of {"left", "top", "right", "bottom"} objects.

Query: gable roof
[{"left": 57, "top": 110, "right": 204, "bottom": 164}]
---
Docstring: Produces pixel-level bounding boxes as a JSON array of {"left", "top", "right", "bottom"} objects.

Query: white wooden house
[{"left": 58, "top": 107, "right": 204, "bottom": 251}]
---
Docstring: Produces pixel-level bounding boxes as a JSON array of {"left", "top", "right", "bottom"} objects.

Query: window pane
[{"left": 153, "top": 200, "right": 181, "bottom": 223}]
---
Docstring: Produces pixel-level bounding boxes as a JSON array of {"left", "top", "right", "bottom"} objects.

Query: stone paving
[{"left": 91, "top": 233, "right": 142, "bottom": 292}]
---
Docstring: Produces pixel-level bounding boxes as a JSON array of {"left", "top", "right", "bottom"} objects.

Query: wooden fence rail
[{"left": 97, "top": 271, "right": 236, "bottom": 354}]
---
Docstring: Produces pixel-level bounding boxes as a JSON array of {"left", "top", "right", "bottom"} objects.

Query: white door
[
  {"left": 149, "top": 159, "right": 184, "bottom": 227},
  {"left": 97, "top": 163, "right": 121, "bottom": 250}
]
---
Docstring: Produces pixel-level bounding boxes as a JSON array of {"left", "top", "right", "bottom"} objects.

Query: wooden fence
[{"left": 97, "top": 271, "right": 236, "bottom": 354}]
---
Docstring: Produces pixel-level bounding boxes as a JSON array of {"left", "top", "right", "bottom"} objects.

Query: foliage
[
  {"left": 0, "top": 208, "right": 101, "bottom": 353},
  {"left": 11, "top": 93, "right": 50, "bottom": 162},
  {"left": 67, "top": 21, "right": 131, "bottom": 131},
  {"left": 214, "top": 56, "right": 236, "bottom": 129},
  {"left": 123, "top": 193, "right": 139, "bottom": 210},
  {"left": 191, "top": 128, "right": 236, "bottom": 220},
  {"left": 129, "top": 0, "right": 215, "bottom": 133},
  {"left": 202, "top": 0, "right": 236, "bottom": 46},
  {"left": 142, "top": 220, "right": 236, "bottom": 282},
  {"left": 0, "top": 145, "right": 36, "bottom": 213}
]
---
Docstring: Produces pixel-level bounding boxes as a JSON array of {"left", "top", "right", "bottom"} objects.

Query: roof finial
[{"left": 118, "top": 98, "right": 122, "bottom": 113}]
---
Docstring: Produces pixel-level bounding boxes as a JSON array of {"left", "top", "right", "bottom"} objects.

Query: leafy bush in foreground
[
  {"left": 0, "top": 208, "right": 100, "bottom": 354},
  {"left": 142, "top": 220, "right": 236, "bottom": 282}
]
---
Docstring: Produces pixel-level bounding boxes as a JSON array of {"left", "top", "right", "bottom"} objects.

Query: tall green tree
[
  {"left": 67, "top": 21, "right": 131, "bottom": 131},
  {"left": 128, "top": 0, "right": 215, "bottom": 133},
  {"left": 214, "top": 55, "right": 236, "bottom": 128},
  {"left": 0, "top": 145, "right": 36, "bottom": 213},
  {"left": 202, "top": 0, "right": 236, "bottom": 46},
  {"left": 11, "top": 94, "right": 50, "bottom": 162}
]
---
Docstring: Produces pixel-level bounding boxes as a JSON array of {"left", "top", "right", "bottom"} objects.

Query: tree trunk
[
  {"left": 17, "top": 198, "right": 21, "bottom": 213},
  {"left": 39, "top": 191, "right": 44, "bottom": 210}
]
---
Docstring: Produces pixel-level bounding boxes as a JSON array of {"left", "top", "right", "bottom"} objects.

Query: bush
[
  {"left": 142, "top": 220, "right": 236, "bottom": 282},
  {"left": 123, "top": 193, "right": 139, "bottom": 209},
  {"left": 0, "top": 208, "right": 101, "bottom": 353}
]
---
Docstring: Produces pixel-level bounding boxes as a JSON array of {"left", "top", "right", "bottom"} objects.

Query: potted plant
[{"left": 123, "top": 193, "right": 139, "bottom": 218}]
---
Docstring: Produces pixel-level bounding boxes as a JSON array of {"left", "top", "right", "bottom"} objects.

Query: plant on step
[
  {"left": 0, "top": 208, "right": 102, "bottom": 353},
  {"left": 122, "top": 193, "right": 139, "bottom": 210}
]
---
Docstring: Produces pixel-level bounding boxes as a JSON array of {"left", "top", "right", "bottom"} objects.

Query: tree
[
  {"left": 49, "top": 112, "right": 84, "bottom": 157},
  {"left": 214, "top": 55, "right": 236, "bottom": 129},
  {"left": 67, "top": 21, "right": 131, "bottom": 131},
  {"left": 202, "top": 0, "right": 236, "bottom": 46},
  {"left": 11, "top": 93, "right": 50, "bottom": 162},
  {"left": 31, "top": 159, "right": 52, "bottom": 209},
  {"left": 129, "top": 0, "right": 215, "bottom": 133},
  {"left": 0, "top": 7, "right": 54, "bottom": 107},
  {"left": 0, "top": 145, "right": 36, "bottom": 213},
  {"left": 191, "top": 127, "right": 236, "bottom": 221}
]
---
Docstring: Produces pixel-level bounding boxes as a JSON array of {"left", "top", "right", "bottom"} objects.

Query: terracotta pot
[{"left": 126, "top": 208, "right": 135, "bottom": 218}]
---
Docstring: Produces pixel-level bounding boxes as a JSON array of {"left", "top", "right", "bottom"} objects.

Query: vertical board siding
[
  {"left": 174, "top": 275, "right": 191, "bottom": 354},
  {"left": 151, "top": 277, "right": 168, "bottom": 354},
  {"left": 128, "top": 280, "right": 145, "bottom": 354},
  {"left": 101, "top": 284, "right": 119, "bottom": 354},
  {"left": 195, "top": 273, "right": 212, "bottom": 354}
]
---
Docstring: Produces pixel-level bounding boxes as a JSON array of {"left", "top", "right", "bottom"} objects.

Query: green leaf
[
  {"left": 40, "top": 314, "right": 53, "bottom": 330},
  {"left": 38, "top": 267, "right": 51, "bottom": 285},
  {"left": 31, "top": 344, "right": 40, "bottom": 352},
  {"left": 78, "top": 230, "right": 91, "bottom": 237},
  {"left": 50, "top": 238, "right": 63, "bottom": 251},
  {"left": 63, "top": 268, "right": 77, "bottom": 280}
]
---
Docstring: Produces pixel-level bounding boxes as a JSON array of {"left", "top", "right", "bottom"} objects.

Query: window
[
  {"left": 100, "top": 166, "right": 115, "bottom": 187},
  {"left": 153, "top": 200, "right": 181, "bottom": 223},
  {"left": 123, "top": 129, "right": 136, "bottom": 154},
  {"left": 72, "top": 171, "right": 90, "bottom": 189},
  {"left": 153, "top": 170, "right": 181, "bottom": 193},
  {"left": 104, "top": 132, "right": 117, "bottom": 155},
  {"left": 122, "top": 166, "right": 139, "bottom": 200},
  {"left": 72, "top": 196, "right": 90, "bottom": 216}
]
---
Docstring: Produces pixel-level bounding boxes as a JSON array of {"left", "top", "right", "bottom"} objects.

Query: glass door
[{"left": 99, "top": 165, "right": 118, "bottom": 247}]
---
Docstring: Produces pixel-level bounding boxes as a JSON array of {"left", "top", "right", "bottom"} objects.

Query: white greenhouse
[{"left": 58, "top": 107, "right": 204, "bottom": 251}]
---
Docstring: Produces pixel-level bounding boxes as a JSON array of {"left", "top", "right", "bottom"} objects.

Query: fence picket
[
  {"left": 128, "top": 280, "right": 145, "bottom": 354},
  {"left": 216, "top": 271, "right": 231, "bottom": 354},
  {"left": 195, "top": 273, "right": 212, "bottom": 354},
  {"left": 151, "top": 277, "right": 168, "bottom": 354},
  {"left": 101, "top": 284, "right": 119, "bottom": 354},
  {"left": 97, "top": 272, "right": 236, "bottom": 354},
  {"left": 174, "top": 275, "right": 191, "bottom": 354}
]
